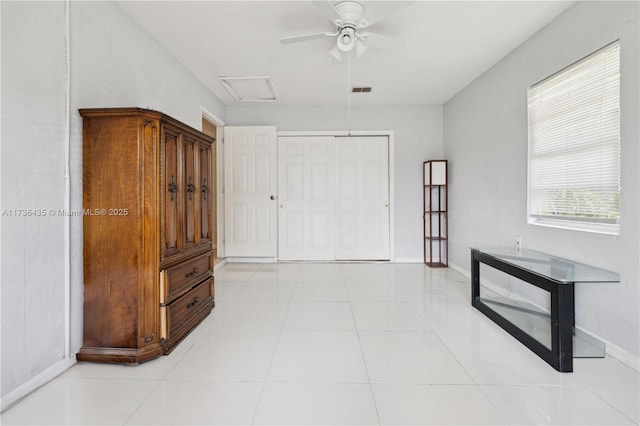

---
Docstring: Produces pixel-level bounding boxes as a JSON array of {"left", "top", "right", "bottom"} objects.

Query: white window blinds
[{"left": 528, "top": 41, "right": 620, "bottom": 234}]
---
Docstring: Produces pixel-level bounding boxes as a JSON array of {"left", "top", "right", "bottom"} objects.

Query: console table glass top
[{"left": 476, "top": 247, "right": 620, "bottom": 284}]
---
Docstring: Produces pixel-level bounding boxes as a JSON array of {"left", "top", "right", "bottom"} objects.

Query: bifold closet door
[
  {"left": 335, "top": 136, "right": 390, "bottom": 260},
  {"left": 278, "top": 136, "right": 335, "bottom": 260},
  {"left": 276, "top": 135, "right": 390, "bottom": 261}
]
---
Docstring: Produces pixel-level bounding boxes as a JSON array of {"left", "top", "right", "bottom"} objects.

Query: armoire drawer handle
[
  {"left": 186, "top": 296, "right": 200, "bottom": 309},
  {"left": 184, "top": 267, "right": 199, "bottom": 278}
]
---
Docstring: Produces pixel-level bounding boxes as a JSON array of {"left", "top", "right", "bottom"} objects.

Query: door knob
[{"left": 270, "top": 195, "right": 276, "bottom": 200}]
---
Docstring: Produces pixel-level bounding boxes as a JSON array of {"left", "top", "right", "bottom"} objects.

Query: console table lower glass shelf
[{"left": 471, "top": 247, "right": 620, "bottom": 372}]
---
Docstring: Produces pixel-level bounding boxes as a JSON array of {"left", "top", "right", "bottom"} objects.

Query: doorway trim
[
  {"left": 200, "top": 106, "right": 226, "bottom": 259},
  {"left": 277, "top": 130, "right": 395, "bottom": 261}
]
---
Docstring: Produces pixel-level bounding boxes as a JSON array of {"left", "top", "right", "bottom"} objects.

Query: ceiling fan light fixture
[
  {"left": 329, "top": 45, "right": 342, "bottom": 60},
  {"left": 336, "top": 26, "right": 356, "bottom": 52},
  {"left": 354, "top": 39, "right": 368, "bottom": 57}
]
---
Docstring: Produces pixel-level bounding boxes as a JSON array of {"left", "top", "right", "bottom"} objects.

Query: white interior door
[
  {"left": 278, "top": 136, "right": 335, "bottom": 260},
  {"left": 336, "top": 136, "right": 390, "bottom": 260},
  {"left": 224, "top": 126, "right": 277, "bottom": 257}
]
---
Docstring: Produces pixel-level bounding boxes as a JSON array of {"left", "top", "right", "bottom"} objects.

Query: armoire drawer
[
  {"left": 161, "top": 278, "right": 213, "bottom": 343},
  {"left": 161, "top": 253, "right": 211, "bottom": 304}
]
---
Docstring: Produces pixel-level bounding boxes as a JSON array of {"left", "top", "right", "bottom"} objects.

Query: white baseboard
[
  {"left": 392, "top": 258, "right": 424, "bottom": 263},
  {"left": 575, "top": 327, "right": 640, "bottom": 371},
  {"left": 213, "top": 258, "right": 227, "bottom": 271},
  {"left": 222, "top": 258, "right": 427, "bottom": 264},
  {"left": 449, "top": 261, "right": 470, "bottom": 278},
  {"left": 1, "top": 356, "right": 76, "bottom": 412},
  {"left": 224, "top": 257, "right": 277, "bottom": 263},
  {"left": 449, "top": 261, "right": 640, "bottom": 372}
]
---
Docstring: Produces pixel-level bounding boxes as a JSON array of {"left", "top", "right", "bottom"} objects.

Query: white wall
[
  {"left": 1, "top": 0, "right": 225, "bottom": 409},
  {"left": 68, "top": 0, "right": 226, "bottom": 355},
  {"left": 444, "top": 1, "right": 639, "bottom": 363},
  {"left": 1, "top": 1, "right": 68, "bottom": 402},
  {"left": 71, "top": 2, "right": 225, "bottom": 129},
  {"left": 225, "top": 105, "right": 443, "bottom": 260}
]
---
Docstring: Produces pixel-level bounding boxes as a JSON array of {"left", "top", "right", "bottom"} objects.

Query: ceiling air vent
[{"left": 351, "top": 87, "right": 372, "bottom": 93}]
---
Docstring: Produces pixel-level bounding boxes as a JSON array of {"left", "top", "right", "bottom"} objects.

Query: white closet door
[
  {"left": 224, "top": 126, "right": 277, "bottom": 257},
  {"left": 278, "top": 136, "right": 335, "bottom": 260},
  {"left": 336, "top": 136, "right": 390, "bottom": 260}
]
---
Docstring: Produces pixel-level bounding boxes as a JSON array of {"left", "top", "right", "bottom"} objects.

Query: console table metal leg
[
  {"left": 471, "top": 249, "right": 480, "bottom": 304},
  {"left": 553, "top": 283, "right": 575, "bottom": 372}
]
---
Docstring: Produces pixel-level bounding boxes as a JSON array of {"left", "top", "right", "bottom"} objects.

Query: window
[{"left": 528, "top": 41, "right": 620, "bottom": 234}]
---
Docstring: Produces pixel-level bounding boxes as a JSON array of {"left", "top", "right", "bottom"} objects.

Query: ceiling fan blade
[
  {"left": 359, "top": 32, "right": 406, "bottom": 51},
  {"left": 311, "top": 0, "right": 343, "bottom": 25},
  {"left": 360, "top": 1, "right": 413, "bottom": 28},
  {"left": 280, "top": 32, "right": 336, "bottom": 44}
]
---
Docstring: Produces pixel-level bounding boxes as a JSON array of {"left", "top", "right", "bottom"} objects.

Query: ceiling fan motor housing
[
  {"left": 334, "top": 1, "right": 366, "bottom": 27},
  {"left": 334, "top": 1, "right": 366, "bottom": 52}
]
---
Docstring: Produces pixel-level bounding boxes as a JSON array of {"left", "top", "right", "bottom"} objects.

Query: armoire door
[
  {"left": 223, "top": 126, "right": 278, "bottom": 257},
  {"left": 161, "top": 123, "right": 182, "bottom": 261},
  {"left": 278, "top": 136, "right": 335, "bottom": 261},
  {"left": 182, "top": 134, "right": 198, "bottom": 253},
  {"left": 198, "top": 141, "right": 213, "bottom": 248},
  {"left": 335, "top": 136, "right": 390, "bottom": 260}
]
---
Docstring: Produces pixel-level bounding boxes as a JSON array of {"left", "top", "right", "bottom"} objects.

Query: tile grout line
[
  {"left": 115, "top": 378, "right": 164, "bottom": 426},
  {"left": 249, "top": 263, "right": 300, "bottom": 425},
  {"left": 342, "top": 264, "right": 383, "bottom": 426},
  {"left": 582, "top": 383, "right": 639, "bottom": 424},
  {"left": 426, "top": 296, "right": 513, "bottom": 423}
]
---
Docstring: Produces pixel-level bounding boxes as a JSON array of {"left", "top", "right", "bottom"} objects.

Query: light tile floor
[{"left": 2, "top": 263, "right": 638, "bottom": 425}]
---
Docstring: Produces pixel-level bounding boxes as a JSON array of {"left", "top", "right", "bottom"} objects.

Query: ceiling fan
[{"left": 280, "top": 1, "right": 410, "bottom": 60}]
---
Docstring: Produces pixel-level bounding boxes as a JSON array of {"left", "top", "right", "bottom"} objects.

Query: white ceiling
[{"left": 116, "top": 0, "right": 575, "bottom": 107}]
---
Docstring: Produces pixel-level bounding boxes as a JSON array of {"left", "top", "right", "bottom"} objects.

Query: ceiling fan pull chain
[{"left": 347, "top": 54, "right": 352, "bottom": 136}]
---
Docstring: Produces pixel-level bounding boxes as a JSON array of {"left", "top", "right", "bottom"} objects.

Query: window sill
[{"left": 528, "top": 217, "right": 619, "bottom": 236}]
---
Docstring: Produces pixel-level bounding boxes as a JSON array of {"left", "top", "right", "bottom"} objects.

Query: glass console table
[{"left": 471, "top": 247, "right": 619, "bottom": 372}]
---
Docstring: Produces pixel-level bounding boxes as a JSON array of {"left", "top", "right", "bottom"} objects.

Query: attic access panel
[{"left": 218, "top": 76, "right": 279, "bottom": 103}]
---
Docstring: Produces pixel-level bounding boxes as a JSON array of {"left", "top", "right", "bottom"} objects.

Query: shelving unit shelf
[{"left": 423, "top": 160, "right": 448, "bottom": 267}]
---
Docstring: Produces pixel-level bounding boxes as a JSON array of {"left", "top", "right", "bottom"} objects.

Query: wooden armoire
[{"left": 79, "top": 107, "right": 215, "bottom": 364}]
